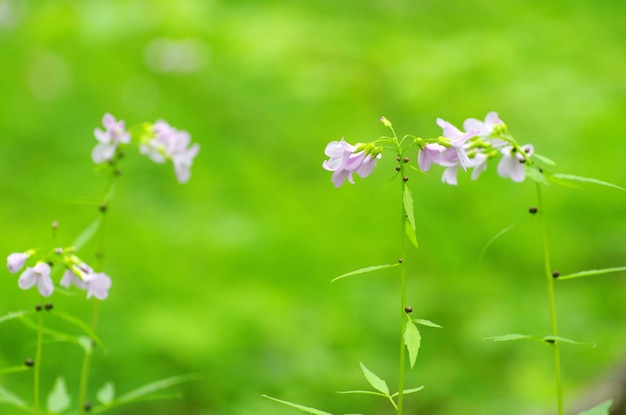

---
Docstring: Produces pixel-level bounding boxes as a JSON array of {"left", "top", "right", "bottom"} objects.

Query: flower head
[
  {"left": 497, "top": 144, "right": 534, "bottom": 182},
  {"left": 463, "top": 111, "right": 505, "bottom": 137},
  {"left": 92, "top": 113, "right": 131, "bottom": 163},
  {"left": 61, "top": 263, "right": 112, "bottom": 300},
  {"left": 7, "top": 251, "right": 32, "bottom": 273},
  {"left": 18, "top": 262, "right": 53, "bottom": 297},
  {"left": 140, "top": 120, "right": 200, "bottom": 183},
  {"left": 323, "top": 139, "right": 381, "bottom": 187}
]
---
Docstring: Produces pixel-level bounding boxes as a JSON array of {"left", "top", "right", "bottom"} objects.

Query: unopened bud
[
  {"left": 403, "top": 176, "right": 409, "bottom": 182},
  {"left": 35, "top": 304, "right": 42, "bottom": 312},
  {"left": 404, "top": 306, "right": 413, "bottom": 313},
  {"left": 403, "top": 157, "right": 409, "bottom": 163},
  {"left": 529, "top": 206, "right": 538, "bottom": 214},
  {"left": 395, "top": 166, "right": 401, "bottom": 172},
  {"left": 398, "top": 258, "right": 404, "bottom": 263},
  {"left": 380, "top": 116, "right": 392, "bottom": 128},
  {"left": 99, "top": 204, "right": 107, "bottom": 213},
  {"left": 24, "top": 359, "right": 34, "bottom": 367},
  {"left": 44, "top": 303, "right": 53, "bottom": 311},
  {"left": 84, "top": 401, "right": 93, "bottom": 411},
  {"left": 552, "top": 271, "right": 560, "bottom": 278}
]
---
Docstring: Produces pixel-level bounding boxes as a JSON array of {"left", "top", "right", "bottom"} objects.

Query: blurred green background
[{"left": 1, "top": 0, "right": 625, "bottom": 414}]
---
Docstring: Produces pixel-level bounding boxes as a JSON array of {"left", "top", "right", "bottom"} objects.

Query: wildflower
[
  {"left": 140, "top": 120, "right": 200, "bottom": 183},
  {"left": 7, "top": 251, "right": 32, "bottom": 273},
  {"left": 417, "top": 143, "right": 446, "bottom": 172},
  {"left": 18, "top": 262, "right": 53, "bottom": 297},
  {"left": 322, "top": 139, "right": 381, "bottom": 187},
  {"left": 61, "top": 264, "right": 112, "bottom": 300},
  {"left": 497, "top": 144, "right": 534, "bottom": 182},
  {"left": 463, "top": 111, "right": 505, "bottom": 137},
  {"left": 435, "top": 118, "right": 476, "bottom": 170},
  {"left": 92, "top": 113, "right": 131, "bottom": 163}
]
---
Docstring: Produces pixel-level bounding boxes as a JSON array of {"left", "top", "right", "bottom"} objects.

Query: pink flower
[
  {"left": 140, "top": 120, "right": 200, "bottom": 183},
  {"left": 61, "top": 264, "right": 112, "bottom": 300},
  {"left": 18, "top": 262, "right": 53, "bottom": 297},
  {"left": 92, "top": 113, "right": 131, "bottom": 163},
  {"left": 463, "top": 111, "right": 504, "bottom": 137},
  {"left": 7, "top": 252, "right": 30, "bottom": 273},
  {"left": 322, "top": 139, "right": 380, "bottom": 187},
  {"left": 497, "top": 144, "right": 534, "bottom": 182}
]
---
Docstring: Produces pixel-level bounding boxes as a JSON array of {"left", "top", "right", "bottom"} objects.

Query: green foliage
[
  {"left": 330, "top": 263, "right": 399, "bottom": 282},
  {"left": 47, "top": 376, "right": 71, "bottom": 414},
  {"left": 577, "top": 400, "right": 612, "bottom": 415}
]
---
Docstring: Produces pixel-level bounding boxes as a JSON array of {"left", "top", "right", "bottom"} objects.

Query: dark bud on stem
[
  {"left": 403, "top": 176, "right": 409, "bottom": 182},
  {"left": 403, "top": 157, "right": 410, "bottom": 163},
  {"left": 84, "top": 401, "right": 93, "bottom": 411},
  {"left": 24, "top": 359, "right": 34, "bottom": 367},
  {"left": 545, "top": 338, "right": 556, "bottom": 344},
  {"left": 396, "top": 156, "right": 401, "bottom": 162},
  {"left": 398, "top": 258, "right": 404, "bottom": 264},
  {"left": 44, "top": 303, "right": 53, "bottom": 311},
  {"left": 395, "top": 166, "right": 401, "bottom": 172},
  {"left": 114, "top": 169, "right": 122, "bottom": 176},
  {"left": 538, "top": 167, "right": 543, "bottom": 173},
  {"left": 35, "top": 304, "right": 42, "bottom": 312},
  {"left": 528, "top": 206, "right": 538, "bottom": 214},
  {"left": 99, "top": 204, "right": 107, "bottom": 213},
  {"left": 404, "top": 306, "right": 413, "bottom": 313},
  {"left": 552, "top": 270, "right": 560, "bottom": 279}
]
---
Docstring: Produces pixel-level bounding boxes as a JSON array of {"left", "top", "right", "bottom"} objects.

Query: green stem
[
  {"left": 33, "top": 298, "right": 44, "bottom": 415},
  {"left": 536, "top": 183, "right": 564, "bottom": 415},
  {"left": 397, "top": 166, "right": 408, "bottom": 415}
]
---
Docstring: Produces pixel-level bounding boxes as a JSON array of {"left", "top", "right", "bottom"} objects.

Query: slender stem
[
  {"left": 536, "top": 183, "right": 564, "bottom": 415},
  {"left": 397, "top": 165, "right": 408, "bottom": 415},
  {"left": 33, "top": 298, "right": 44, "bottom": 415}
]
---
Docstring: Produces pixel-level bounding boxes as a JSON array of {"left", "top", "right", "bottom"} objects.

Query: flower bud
[
  {"left": 24, "top": 359, "right": 34, "bottom": 367},
  {"left": 44, "top": 303, "right": 53, "bottom": 311},
  {"left": 35, "top": 304, "right": 42, "bottom": 312},
  {"left": 380, "top": 116, "right": 392, "bottom": 128},
  {"left": 552, "top": 271, "right": 560, "bottom": 279},
  {"left": 404, "top": 306, "right": 413, "bottom": 313},
  {"left": 84, "top": 401, "right": 93, "bottom": 411},
  {"left": 398, "top": 258, "right": 404, "bottom": 263},
  {"left": 403, "top": 176, "right": 409, "bottom": 182},
  {"left": 395, "top": 166, "right": 401, "bottom": 172},
  {"left": 529, "top": 206, "right": 538, "bottom": 214}
]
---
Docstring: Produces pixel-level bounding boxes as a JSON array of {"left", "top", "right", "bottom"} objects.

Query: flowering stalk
[{"left": 536, "top": 183, "right": 564, "bottom": 415}]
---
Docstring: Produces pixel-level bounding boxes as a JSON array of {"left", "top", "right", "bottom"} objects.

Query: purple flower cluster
[
  {"left": 419, "top": 112, "right": 534, "bottom": 185},
  {"left": 7, "top": 250, "right": 111, "bottom": 300},
  {"left": 322, "top": 139, "right": 382, "bottom": 187},
  {"left": 92, "top": 113, "right": 200, "bottom": 184}
]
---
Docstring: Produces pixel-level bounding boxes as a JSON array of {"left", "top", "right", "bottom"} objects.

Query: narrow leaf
[
  {"left": 403, "top": 319, "right": 421, "bottom": 368},
  {"left": 72, "top": 216, "right": 103, "bottom": 250},
  {"left": 0, "top": 385, "right": 30, "bottom": 411},
  {"left": 262, "top": 395, "right": 335, "bottom": 415},
  {"left": 390, "top": 386, "right": 425, "bottom": 398},
  {"left": 331, "top": 263, "right": 399, "bottom": 283},
  {"left": 0, "top": 366, "right": 30, "bottom": 375},
  {"left": 413, "top": 319, "right": 443, "bottom": 329},
  {"left": 558, "top": 266, "right": 626, "bottom": 281},
  {"left": 52, "top": 311, "right": 105, "bottom": 350},
  {"left": 525, "top": 166, "right": 549, "bottom": 185},
  {"left": 405, "top": 220, "right": 419, "bottom": 249},
  {"left": 336, "top": 390, "right": 387, "bottom": 397},
  {"left": 97, "top": 382, "right": 115, "bottom": 405},
  {"left": 47, "top": 376, "right": 71, "bottom": 414},
  {"left": 543, "top": 336, "right": 596, "bottom": 347},
  {"left": 577, "top": 400, "right": 613, "bottom": 415},
  {"left": 359, "top": 362, "right": 389, "bottom": 396},
  {"left": 0, "top": 310, "right": 30, "bottom": 324},
  {"left": 115, "top": 373, "right": 198, "bottom": 404},
  {"left": 484, "top": 334, "right": 534, "bottom": 342},
  {"left": 532, "top": 153, "right": 556, "bottom": 166},
  {"left": 479, "top": 220, "right": 524, "bottom": 264},
  {"left": 403, "top": 186, "right": 416, "bottom": 233},
  {"left": 551, "top": 173, "right": 624, "bottom": 191}
]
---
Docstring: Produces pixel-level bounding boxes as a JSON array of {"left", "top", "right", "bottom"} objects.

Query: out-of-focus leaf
[
  {"left": 331, "top": 263, "right": 399, "bottom": 282},
  {"left": 0, "top": 311, "right": 30, "bottom": 324},
  {"left": 551, "top": 173, "right": 624, "bottom": 190},
  {"left": 262, "top": 395, "right": 335, "bottom": 415},
  {"left": 390, "top": 386, "right": 425, "bottom": 398},
  {"left": 577, "top": 399, "right": 613, "bottom": 415},
  {"left": 484, "top": 334, "right": 533, "bottom": 342},
  {"left": 97, "top": 382, "right": 115, "bottom": 405},
  {"left": 47, "top": 376, "right": 71, "bottom": 414},
  {"left": 72, "top": 216, "right": 103, "bottom": 251},
  {"left": 558, "top": 266, "right": 626, "bottom": 280},
  {"left": 413, "top": 319, "right": 443, "bottom": 328},
  {"left": 0, "top": 385, "right": 30, "bottom": 411}
]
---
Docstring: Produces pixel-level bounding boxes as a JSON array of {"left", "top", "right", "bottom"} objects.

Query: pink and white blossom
[
  {"left": 497, "top": 144, "right": 534, "bottom": 182},
  {"left": 92, "top": 113, "right": 131, "bottom": 163},
  {"left": 61, "top": 263, "right": 112, "bottom": 300},
  {"left": 7, "top": 252, "right": 30, "bottom": 273},
  {"left": 323, "top": 139, "right": 380, "bottom": 187},
  {"left": 463, "top": 111, "right": 504, "bottom": 137},
  {"left": 18, "top": 262, "right": 53, "bottom": 297}
]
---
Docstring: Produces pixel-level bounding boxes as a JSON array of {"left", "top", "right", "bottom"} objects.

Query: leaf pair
[{"left": 404, "top": 318, "right": 442, "bottom": 368}]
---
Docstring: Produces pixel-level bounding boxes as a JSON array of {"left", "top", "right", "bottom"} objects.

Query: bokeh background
[{"left": 1, "top": 0, "right": 625, "bottom": 414}]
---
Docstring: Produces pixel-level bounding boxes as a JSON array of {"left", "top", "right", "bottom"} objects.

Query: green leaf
[
  {"left": 405, "top": 220, "right": 419, "bottom": 250},
  {"left": 331, "top": 263, "right": 399, "bottom": 282},
  {"left": 72, "top": 216, "right": 103, "bottom": 250},
  {"left": 404, "top": 318, "right": 421, "bottom": 368},
  {"left": 0, "top": 310, "right": 30, "bottom": 324},
  {"left": 336, "top": 390, "right": 387, "bottom": 397},
  {"left": 478, "top": 220, "right": 525, "bottom": 264},
  {"left": 47, "top": 376, "right": 71, "bottom": 414},
  {"left": 484, "top": 334, "right": 533, "bottom": 342},
  {"left": 525, "top": 166, "right": 549, "bottom": 185},
  {"left": 262, "top": 395, "right": 336, "bottom": 415},
  {"left": 413, "top": 319, "right": 443, "bottom": 328},
  {"left": 114, "top": 373, "right": 198, "bottom": 405},
  {"left": 359, "top": 362, "right": 389, "bottom": 396},
  {"left": 551, "top": 173, "right": 624, "bottom": 191},
  {"left": 543, "top": 336, "right": 596, "bottom": 347},
  {"left": 532, "top": 153, "right": 556, "bottom": 166},
  {"left": 577, "top": 400, "right": 613, "bottom": 415},
  {"left": 97, "top": 382, "right": 115, "bottom": 405},
  {"left": 557, "top": 266, "right": 626, "bottom": 280},
  {"left": 390, "top": 386, "right": 425, "bottom": 398},
  {"left": 0, "top": 385, "right": 30, "bottom": 411},
  {"left": 0, "top": 365, "right": 30, "bottom": 375},
  {"left": 52, "top": 311, "right": 105, "bottom": 350}
]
